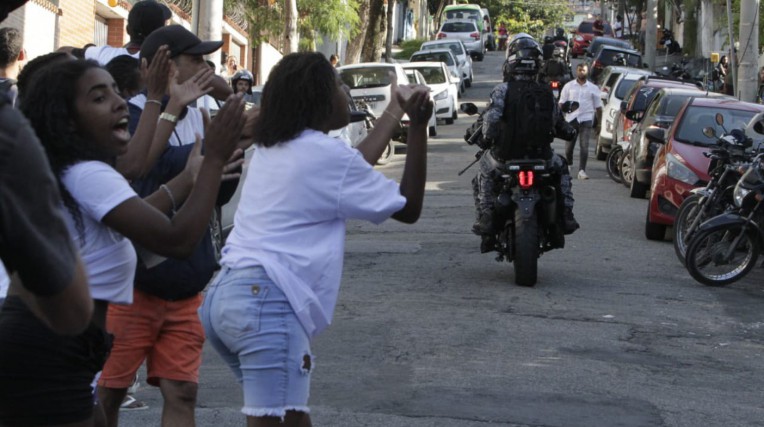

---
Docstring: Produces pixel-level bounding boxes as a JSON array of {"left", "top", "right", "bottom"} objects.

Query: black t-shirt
[{"left": 0, "top": 102, "right": 78, "bottom": 296}]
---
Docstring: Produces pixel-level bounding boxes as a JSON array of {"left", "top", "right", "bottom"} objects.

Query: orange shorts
[{"left": 98, "top": 289, "right": 204, "bottom": 389}]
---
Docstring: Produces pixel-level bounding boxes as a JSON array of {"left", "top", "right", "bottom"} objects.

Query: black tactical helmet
[
  {"left": 543, "top": 35, "right": 554, "bottom": 44},
  {"left": 556, "top": 27, "right": 565, "bottom": 38},
  {"left": 503, "top": 37, "right": 542, "bottom": 80}
]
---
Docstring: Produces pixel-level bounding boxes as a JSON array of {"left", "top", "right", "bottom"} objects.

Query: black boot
[
  {"left": 563, "top": 207, "right": 580, "bottom": 234},
  {"left": 472, "top": 211, "right": 494, "bottom": 235}
]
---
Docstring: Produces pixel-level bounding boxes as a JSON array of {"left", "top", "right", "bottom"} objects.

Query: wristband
[
  {"left": 159, "top": 184, "right": 177, "bottom": 216},
  {"left": 159, "top": 112, "right": 178, "bottom": 123},
  {"left": 145, "top": 99, "right": 163, "bottom": 107}
]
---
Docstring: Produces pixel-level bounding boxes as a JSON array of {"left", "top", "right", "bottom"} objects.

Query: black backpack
[{"left": 496, "top": 80, "right": 555, "bottom": 160}]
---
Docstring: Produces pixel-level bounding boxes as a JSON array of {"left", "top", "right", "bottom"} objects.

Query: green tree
[{"left": 480, "top": 0, "right": 572, "bottom": 38}]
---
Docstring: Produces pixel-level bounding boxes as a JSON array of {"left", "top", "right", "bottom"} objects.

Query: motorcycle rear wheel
[
  {"left": 685, "top": 224, "right": 760, "bottom": 286},
  {"left": 620, "top": 150, "right": 634, "bottom": 188},
  {"left": 606, "top": 146, "right": 623, "bottom": 184},
  {"left": 513, "top": 212, "right": 539, "bottom": 287}
]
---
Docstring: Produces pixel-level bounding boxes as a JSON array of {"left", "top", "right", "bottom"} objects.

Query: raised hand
[
  {"left": 168, "top": 63, "right": 215, "bottom": 108},
  {"left": 143, "top": 45, "right": 171, "bottom": 101},
  {"left": 401, "top": 88, "right": 433, "bottom": 127},
  {"left": 204, "top": 94, "right": 246, "bottom": 166}
]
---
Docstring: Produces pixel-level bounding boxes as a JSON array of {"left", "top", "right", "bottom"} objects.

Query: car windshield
[
  {"left": 406, "top": 66, "right": 447, "bottom": 84},
  {"left": 615, "top": 78, "right": 640, "bottom": 99},
  {"left": 423, "top": 42, "right": 464, "bottom": 57},
  {"left": 340, "top": 67, "right": 394, "bottom": 89},
  {"left": 411, "top": 52, "right": 455, "bottom": 66},
  {"left": 445, "top": 10, "right": 481, "bottom": 22},
  {"left": 675, "top": 106, "right": 758, "bottom": 146},
  {"left": 441, "top": 22, "right": 476, "bottom": 33},
  {"left": 661, "top": 95, "right": 694, "bottom": 117}
]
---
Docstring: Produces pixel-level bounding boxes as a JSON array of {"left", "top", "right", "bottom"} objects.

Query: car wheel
[
  {"left": 465, "top": 78, "right": 471, "bottom": 88},
  {"left": 476, "top": 53, "right": 484, "bottom": 62},
  {"left": 429, "top": 126, "right": 437, "bottom": 137},
  {"left": 645, "top": 208, "right": 666, "bottom": 241}
]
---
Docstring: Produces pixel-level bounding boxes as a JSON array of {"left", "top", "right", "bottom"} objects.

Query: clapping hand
[
  {"left": 143, "top": 45, "right": 171, "bottom": 101},
  {"left": 400, "top": 86, "right": 433, "bottom": 126},
  {"left": 168, "top": 63, "right": 215, "bottom": 108}
]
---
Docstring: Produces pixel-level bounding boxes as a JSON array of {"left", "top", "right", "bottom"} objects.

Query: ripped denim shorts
[{"left": 199, "top": 266, "right": 312, "bottom": 418}]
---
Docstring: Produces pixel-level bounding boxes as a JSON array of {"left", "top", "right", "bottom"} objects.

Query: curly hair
[
  {"left": 105, "top": 54, "right": 141, "bottom": 97},
  {"left": 252, "top": 52, "right": 338, "bottom": 147},
  {"left": 20, "top": 59, "right": 104, "bottom": 243},
  {"left": 16, "top": 51, "right": 73, "bottom": 103}
]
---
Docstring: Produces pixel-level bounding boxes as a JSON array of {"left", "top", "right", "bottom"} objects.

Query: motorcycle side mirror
[
  {"left": 702, "top": 126, "right": 716, "bottom": 138},
  {"left": 625, "top": 110, "right": 644, "bottom": 122},
  {"left": 645, "top": 127, "right": 666, "bottom": 144},
  {"left": 715, "top": 113, "right": 724, "bottom": 126},
  {"left": 561, "top": 101, "right": 579, "bottom": 114},
  {"left": 460, "top": 102, "right": 479, "bottom": 115},
  {"left": 349, "top": 111, "right": 368, "bottom": 123}
]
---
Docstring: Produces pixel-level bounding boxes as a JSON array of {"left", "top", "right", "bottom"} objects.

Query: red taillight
[
  {"left": 593, "top": 60, "right": 603, "bottom": 69},
  {"left": 519, "top": 171, "right": 534, "bottom": 189},
  {"left": 470, "top": 32, "right": 480, "bottom": 40},
  {"left": 550, "top": 81, "right": 560, "bottom": 89},
  {"left": 437, "top": 33, "right": 447, "bottom": 39}
]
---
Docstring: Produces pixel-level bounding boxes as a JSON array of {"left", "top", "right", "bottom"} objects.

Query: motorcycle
[
  {"left": 660, "top": 28, "right": 682, "bottom": 54},
  {"left": 684, "top": 152, "right": 764, "bottom": 286},
  {"left": 352, "top": 99, "right": 393, "bottom": 165},
  {"left": 673, "top": 118, "right": 758, "bottom": 265},
  {"left": 460, "top": 100, "right": 579, "bottom": 287}
]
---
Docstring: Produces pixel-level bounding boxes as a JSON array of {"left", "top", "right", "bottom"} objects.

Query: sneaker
[
  {"left": 577, "top": 170, "right": 589, "bottom": 180},
  {"left": 563, "top": 208, "right": 580, "bottom": 234}
]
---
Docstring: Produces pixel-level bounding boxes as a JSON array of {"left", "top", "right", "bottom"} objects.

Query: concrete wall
[{"left": 2, "top": 1, "right": 58, "bottom": 61}]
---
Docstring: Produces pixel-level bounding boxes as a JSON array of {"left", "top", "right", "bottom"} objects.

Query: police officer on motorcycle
[{"left": 471, "top": 37, "right": 580, "bottom": 252}]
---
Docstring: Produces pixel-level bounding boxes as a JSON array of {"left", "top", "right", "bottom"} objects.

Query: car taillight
[
  {"left": 437, "top": 33, "right": 446, "bottom": 39},
  {"left": 550, "top": 81, "right": 560, "bottom": 89},
  {"left": 519, "top": 171, "right": 534, "bottom": 189},
  {"left": 593, "top": 60, "right": 603, "bottom": 69},
  {"left": 470, "top": 32, "right": 480, "bottom": 40}
]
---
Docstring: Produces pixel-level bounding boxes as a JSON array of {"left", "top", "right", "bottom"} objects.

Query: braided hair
[{"left": 252, "top": 52, "right": 338, "bottom": 147}]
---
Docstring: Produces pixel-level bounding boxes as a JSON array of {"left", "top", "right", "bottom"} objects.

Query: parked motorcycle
[
  {"left": 684, "top": 151, "right": 764, "bottom": 286},
  {"left": 606, "top": 138, "right": 630, "bottom": 184},
  {"left": 673, "top": 121, "right": 756, "bottom": 265},
  {"left": 460, "top": 100, "right": 578, "bottom": 287}
]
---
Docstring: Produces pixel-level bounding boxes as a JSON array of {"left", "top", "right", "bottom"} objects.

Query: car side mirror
[
  {"left": 645, "top": 127, "right": 666, "bottom": 144},
  {"left": 620, "top": 101, "right": 627, "bottom": 113},
  {"left": 702, "top": 127, "right": 716, "bottom": 138},
  {"left": 460, "top": 102, "right": 479, "bottom": 115},
  {"left": 625, "top": 110, "right": 644, "bottom": 122}
]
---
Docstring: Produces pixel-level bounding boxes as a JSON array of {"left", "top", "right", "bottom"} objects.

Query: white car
[
  {"left": 436, "top": 18, "right": 485, "bottom": 61},
  {"left": 399, "top": 68, "right": 438, "bottom": 136},
  {"left": 337, "top": 62, "right": 409, "bottom": 119},
  {"left": 402, "top": 62, "right": 459, "bottom": 125},
  {"left": 595, "top": 67, "right": 653, "bottom": 159},
  {"left": 409, "top": 49, "right": 463, "bottom": 94},
  {"left": 420, "top": 39, "right": 473, "bottom": 88}
]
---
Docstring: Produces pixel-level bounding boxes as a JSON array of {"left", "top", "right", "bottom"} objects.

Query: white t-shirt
[
  {"left": 559, "top": 79, "right": 602, "bottom": 123},
  {"left": 221, "top": 129, "right": 406, "bottom": 338},
  {"left": 130, "top": 94, "right": 204, "bottom": 146},
  {"left": 61, "top": 161, "right": 138, "bottom": 304},
  {"left": 85, "top": 46, "right": 137, "bottom": 66}
]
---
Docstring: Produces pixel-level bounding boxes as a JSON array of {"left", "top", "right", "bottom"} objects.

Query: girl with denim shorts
[{"left": 199, "top": 52, "right": 432, "bottom": 427}]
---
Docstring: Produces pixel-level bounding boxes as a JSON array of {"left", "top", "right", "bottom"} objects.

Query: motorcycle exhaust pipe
[{"left": 541, "top": 186, "right": 557, "bottom": 225}]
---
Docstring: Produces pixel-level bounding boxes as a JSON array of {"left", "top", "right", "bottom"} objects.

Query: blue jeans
[{"left": 199, "top": 266, "right": 312, "bottom": 418}]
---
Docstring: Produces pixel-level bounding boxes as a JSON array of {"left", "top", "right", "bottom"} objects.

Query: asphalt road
[{"left": 121, "top": 51, "right": 764, "bottom": 427}]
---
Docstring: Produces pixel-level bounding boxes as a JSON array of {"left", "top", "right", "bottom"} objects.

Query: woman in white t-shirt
[
  {"left": 199, "top": 52, "right": 432, "bottom": 427},
  {"left": 0, "top": 59, "right": 244, "bottom": 427}
]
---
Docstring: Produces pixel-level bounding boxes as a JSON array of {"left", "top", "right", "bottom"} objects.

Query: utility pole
[
  {"left": 726, "top": 0, "right": 737, "bottom": 97},
  {"left": 192, "top": 0, "right": 224, "bottom": 69},
  {"left": 738, "top": 0, "right": 759, "bottom": 101},
  {"left": 644, "top": 0, "right": 657, "bottom": 70}
]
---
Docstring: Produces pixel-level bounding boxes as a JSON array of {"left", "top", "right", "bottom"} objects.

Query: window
[
  {"left": 442, "top": 22, "right": 476, "bottom": 33},
  {"left": 339, "top": 67, "right": 395, "bottom": 89},
  {"left": 94, "top": 15, "right": 108, "bottom": 46}
]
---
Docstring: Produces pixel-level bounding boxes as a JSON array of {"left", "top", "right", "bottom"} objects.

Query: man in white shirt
[{"left": 558, "top": 63, "right": 602, "bottom": 180}]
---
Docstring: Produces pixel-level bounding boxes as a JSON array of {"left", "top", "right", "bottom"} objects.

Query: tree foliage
[{"left": 480, "top": 0, "right": 572, "bottom": 38}]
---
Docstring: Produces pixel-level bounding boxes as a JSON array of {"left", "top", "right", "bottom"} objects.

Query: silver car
[
  {"left": 420, "top": 39, "right": 473, "bottom": 88},
  {"left": 409, "top": 49, "right": 463, "bottom": 94},
  {"left": 436, "top": 19, "right": 485, "bottom": 61}
]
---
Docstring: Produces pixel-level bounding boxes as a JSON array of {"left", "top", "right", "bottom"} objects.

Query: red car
[
  {"left": 570, "top": 20, "right": 614, "bottom": 58},
  {"left": 644, "top": 98, "right": 764, "bottom": 240}
]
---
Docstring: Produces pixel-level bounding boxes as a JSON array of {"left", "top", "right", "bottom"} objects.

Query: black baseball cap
[
  {"left": 141, "top": 25, "right": 223, "bottom": 63},
  {"left": 127, "top": 0, "right": 172, "bottom": 40},
  {"left": 0, "top": 0, "right": 27, "bottom": 23}
]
